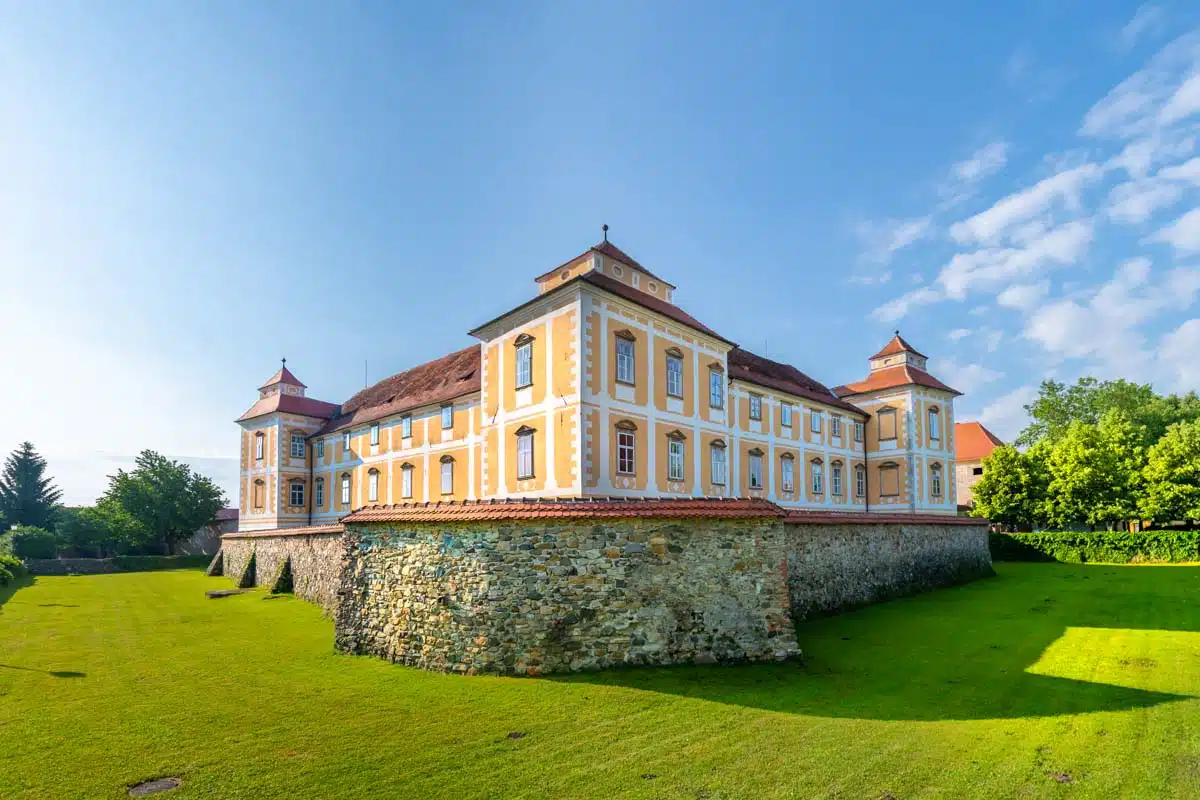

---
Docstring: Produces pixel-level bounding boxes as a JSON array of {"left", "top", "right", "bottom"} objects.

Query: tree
[
  {"left": 970, "top": 444, "right": 1050, "bottom": 529},
  {"left": 1141, "top": 420, "right": 1200, "bottom": 524},
  {"left": 1018, "top": 378, "right": 1200, "bottom": 448},
  {"left": 1044, "top": 410, "right": 1146, "bottom": 530},
  {"left": 0, "top": 442, "right": 62, "bottom": 531},
  {"left": 54, "top": 502, "right": 147, "bottom": 558},
  {"left": 100, "top": 451, "right": 225, "bottom": 554}
]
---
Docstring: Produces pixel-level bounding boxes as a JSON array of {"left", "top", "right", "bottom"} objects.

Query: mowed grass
[{"left": 2, "top": 565, "right": 1200, "bottom": 799}]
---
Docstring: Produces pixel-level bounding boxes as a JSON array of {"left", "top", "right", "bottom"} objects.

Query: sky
[{"left": 3, "top": 1, "right": 1200, "bottom": 506}]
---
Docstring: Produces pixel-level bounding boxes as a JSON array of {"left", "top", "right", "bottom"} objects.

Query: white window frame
[
  {"left": 832, "top": 464, "right": 843, "bottom": 496},
  {"left": 931, "top": 465, "right": 943, "bottom": 497},
  {"left": 781, "top": 404, "right": 792, "bottom": 428},
  {"left": 440, "top": 458, "right": 454, "bottom": 494},
  {"left": 811, "top": 462, "right": 824, "bottom": 495},
  {"left": 515, "top": 340, "right": 533, "bottom": 389},
  {"left": 401, "top": 415, "right": 412, "bottom": 439},
  {"left": 340, "top": 474, "right": 351, "bottom": 506},
  {"left": 401, "top": 464, "right": 413, "bottom": 499},
  {"left": 370, "top": 423, "right": 380, "bottom": 446},
  {"left": 315, "top": 478, "right": 324, "bottom": 507},
  {"left": 855, "top": 466, "right": 866, "bottom": 497},
  {"left": 289, "top": 480, "right": 305, "bottom": 507},
  {"left": 343, "top": 431, "right": 351, "bottom": 452},
  {"left": 854, "top": 421, "right": 864, "bottom": 442},
  {"left": 668, "top": 439, "right": 685, "bottom": 481},
  {"left": 749, "top": 395, "right": 762, "bottom": 421},
  {"left": 709, "top": 370, "right": 724, "bottom": 409},
  {"left": 616, "top": 429, "right": 636, "bottom": 475},
  {"left": 616, "top": 337, "right": 636, "bottom": 384},
  {"left": 929, "top": 408, "right": 941, "bottom": 441},
  {"left": 317, "top": 440, "right": 325, "bottom": 459},
  {"left": 255, "top": 433, "right": 264, "bottom": 461},
  {"left": 710, "top": 444, "right": 727, "bottom": 485},
  {"left": 290, "top": 433, "right": 305, "bottom": 459},
  {"left": 810, "top": 411, "right": 821, "bottom": 433},
  {"left": 749, "top": 453, "right": 764, "bottom": 490},
  {"left": 666, "top": 355, "right": 684, "bottom": 398},
  {"left": 368, "top": 469, "right": 379, "bottom": 503},
  {"left": 781, "top": 457, "right": 794, "bottom": 493},
  {"left": 441, "top": 404, "right": 454, "bottom": 430},
  {"left": 831, "top": 416, "right": 842, "bottom": 437},
  {"left": 517, "top": 429, "right": 535, "bottom": 480}
]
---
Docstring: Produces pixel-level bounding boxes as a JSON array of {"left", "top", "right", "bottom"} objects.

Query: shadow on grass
[
  {"left": 0, "top": 574, "right": 35, "bottom": 612},
  {"left": 550, "top": 565, "right": 1200, "bottom": 722},
  {"left": 0, "top": 665, "right": 86, "bottom": 678}
]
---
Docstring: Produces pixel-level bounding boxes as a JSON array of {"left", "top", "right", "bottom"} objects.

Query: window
[
  {"left": 781, "top": 404, "right": 793, "bottom": 428},
  {"left": 854, "top": 421, "right": 864, "bottom": 442},
  {"left": 811, "top": 461, "right": 824, "bottom": 494},
  {"left": 440, "top": 456, "right": 454, "bottom": 494},
  {"left": 616, "top": 334, "right": 636, "bottom": 384},
  {"left": 401, "top": 463, "right": 414, "bottom": 499},
  {"left": 710, "top": 441, "right": 727, "bottom": 485},
  {"left": 317, "top": 440, "right": 325, "bottom": 459},
  {"left": 855, "top": 465, "right": 866, "bottom": 497},
  {"left": 515, "top": 334, "right": 533, "bottom": 389},
  {"left": 616, "top": 423, "right": 636, "bottom": 475},
  {"left": 343, "top": 431, "right": 351, "bottom": 452},
  {"left": 289, "top": 480, "right": 305, "bottom": 507},
  {"left": 748, "top": 449, "right": 764, "bottom": 490},
  {"left": 878, "top": 407, "right": 897, "bottom": 441},
  {"left": 831, "top": 463, "right": 843, "bottom": 496},
  {"left": 972, "top": 466, "right": 984, "bottom": 476},
  {"left": 254, "top": 433, "right": 264, "bottom": 461},
  {"left": 928, "top": 407, "right": 941, "bottom": 441},
  {"left": 810, "top": 411, "right": 821, "bottom": 433},
  {"left": 516, "top": 426, "right": 535, "bottom": 480},
  {"left": 931, "top": 464, "right": 943, "bottom": 497},
  {"left": 749, "top": 394, "right": 762, "bottom": 421},
  {"left": 831, "top": 416, "right": 842, "bottom": 437},
  {"left": 879, "top": 462, "right": 900, "bottom": 496},
  {"left": 315, "top": 478, "right": 324, "bottom": 507},
  {"left": 401, "top": 415, "right": 412, "bottom": 439},
  {"left": 667, "top": 433, "right": 685, "bottom": 482},
  {"left": 370, "top": 423, "right": 380, "bottom": 446},
  {"left": 441, "top": 404, "right": 454, "bottom": 429},
  {"left": 252, "top": 479, "right": 265, "bottom": 509},
  {"left": 709, "top": 368, "right": 725, "bottom": 408},
  {"left": 781, "top": 455, "right": 795, "bottom": 493},
  {"left": 290, "top": 433, "right": 305, "bottom": 459},
  {"left": 368, "top": 469, "right": 380, "bottom": 503},
  {"left": 340, "top": 473, "right": 351, "bottom": 506},
  {"left": 665, "top": 350, "right": 684, "bottom": 398}
]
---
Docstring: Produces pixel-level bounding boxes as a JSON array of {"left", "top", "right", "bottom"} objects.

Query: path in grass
[{"left": 1, "top": 564, "right": 1199, "bottom": 799}]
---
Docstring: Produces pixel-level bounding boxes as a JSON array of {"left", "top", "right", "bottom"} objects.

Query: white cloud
[
  {"left": 1151, "top": 207, "right": 1200, "bottom": 253},
  {"left": 947, "top": 328, "right": 972, "bottom": 342},
  {"left": 1106, "top": 177, "right": 1184, "bottom": 223},
  {"left": 1160, "top": 319, "right": 1200, "bottom": 389},
  {"left": 1119, "top": 5, "right": 1165, "bottom": 50},
  {"left": 1081, "top": 30, "right": 1200, "bottom": 138},
  {"left": 1159, "top": 72, "right": 1200, "bottom": 126},
  {"left": 940, "top": 219, "right": 1094, "bottom": 299},
  {"left": 951, "top": 141, "right": 1009, "bottom": 184},
  {"left": 983, "top": 330, "right": 1004, "bottom": 352},
  {"left": 996, "top": 281, "right": 1050, "bottom": 309},
  {"left": 855, "top": 216, "right": 933, "bottom": 265},
  {"left": 930, "top": 359, "right": 1004, "bottom": 396},
  {"left": 1160, "top": 156, "right": 1200, "bottom": 183},
  {"left": 949, "top": 164, "right": 1102, "bottom": 244},
  {"left": 976, "top": 386, "right": 1039, "bottom": 443},
  {"left": 871, "top": 286, "right": 942, "bottom": 323}
]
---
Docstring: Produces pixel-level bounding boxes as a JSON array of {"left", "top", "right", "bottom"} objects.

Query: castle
[{"left": 235, "top": 235, "right": 960, "bottom": 532}]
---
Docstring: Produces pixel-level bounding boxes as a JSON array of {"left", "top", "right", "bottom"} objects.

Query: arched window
[
  {"left": 315, "top": 477, "right": 325, "bottom": 508},
  {"left": 930, "top": 463, "right": 943, "bottom": 497},
  {"left": 440, "top": 454, "right": 455, "bottom": 495},
  {"left": 252, "top": 479, "right": 265, "bottom": 509},
  {"left": 289, "top": 479, "right": 305, "bottom": 507},
  {"left": 928, "top": 406, "right": 941, "bottom": 442},
  {"left": 367, "top": 468, "right": 380, "bottom": 503},
  {"left": 709, "top": 440, "right": 727, "bottom": 485},
  {"left": 340, "top": 473, "right": 352, "bottom": 507},
  {"left": 400, "top": 463, "right": 414, "bottom": 499}
]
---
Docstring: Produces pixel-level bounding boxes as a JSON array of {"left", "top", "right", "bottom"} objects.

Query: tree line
[
  {"left": 972, "top": 378, "right": 1200, "bottom": 530},
  {"left": 0, "top": 443, "right": 226, "bottom": 558}
]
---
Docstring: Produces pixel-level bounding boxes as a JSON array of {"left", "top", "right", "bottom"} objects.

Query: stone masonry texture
[{"left": 220, "top": 532, "right": 344, "bottom": 614}]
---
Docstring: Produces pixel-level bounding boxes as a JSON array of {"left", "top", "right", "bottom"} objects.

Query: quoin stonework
[{"left": 235, "top": 236, "right": 961, "bottom": 529}]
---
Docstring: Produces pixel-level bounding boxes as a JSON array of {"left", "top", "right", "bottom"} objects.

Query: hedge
[
  {"left": 990, "top": 531, "right": 1200, "bottom": 564},
  {"left": 22, "top": 554, "right": 213, "bottom": 575},
  {"left": 0, "top": 554, "right": 25, "bottom": 586}
]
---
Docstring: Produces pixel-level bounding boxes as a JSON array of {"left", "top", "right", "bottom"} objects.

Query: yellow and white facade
[{"left": 236, "top": 239, "right": 961, "bottom": 531}]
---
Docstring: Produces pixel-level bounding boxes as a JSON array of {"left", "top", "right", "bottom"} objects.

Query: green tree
[
  {"left": 54, "top": 502, "right": 147, "bottom": 558},
  {"left": 970, "top": 444, "right": 1050, "bottom": 529},
  {"left": 101, "top": 451, "right": 225, "bottom": 555},
  {"left": 9, "top": 525, "right": 58, "bottom": 559},
  {"left": 1044, "top": 410, "right": 1146, "bottom": 530},
  {"left": 0, "top": 442, "right": 62, "bottom": 531},
  {"left": 1141, "top": 420, "right": 1200, "bottom": 524},
  {"left": 1018, "top": 378, "right": 1200, "bottom": 448}
]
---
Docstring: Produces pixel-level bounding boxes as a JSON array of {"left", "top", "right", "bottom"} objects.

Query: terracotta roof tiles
[
  {"left": 870, "top": 333, "right": 927, "bottom": 360},
  {"left": 727, "top": 348, "right": 868, "bottom": 417},
  {"left": 955, "top": 421, "right": 1005, "bottom": 462},
  {"left": 222, "top": 523, "right": 344, "bottom": 539},
  {"left": 534, "top": 239, "right": 675, "bottom": 287},
  {"left": 236, "top": 393, "right": 340, "bottom": 423},
  {"left": 578, "top": 272, "right": 733, "bottom": 344},
  {"left": 833, "top": 365, "right": 960, "bottom": 397},
  {"left": 258, "top": 364, "right": 307, "bottom": 390}
]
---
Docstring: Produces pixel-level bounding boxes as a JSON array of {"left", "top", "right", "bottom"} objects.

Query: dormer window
[{"left": 514, "top": 333, "right": 534, "bottom": 389}]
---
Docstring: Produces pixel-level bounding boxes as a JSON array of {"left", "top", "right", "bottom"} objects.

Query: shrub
[
  {"left": 0, "top": 553, "right": 25, "bottom": 586},
  {"left": 10, "top": 526, "right": 58, "bottom": 560},
  {"left": 990, "top": 531, "right": 1200, "bottom": 564}
]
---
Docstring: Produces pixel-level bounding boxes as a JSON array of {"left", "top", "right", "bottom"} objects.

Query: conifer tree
[{"left": 0, "top": 442, "right": 62, "bottom": 531}]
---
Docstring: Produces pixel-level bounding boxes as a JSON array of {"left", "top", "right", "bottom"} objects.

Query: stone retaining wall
[
  {"left": 784, "top": 519, "right": 993, "bottom": 620},
  {"left": 220, "top": 528, "right": 345, "bottom": 614},
  {"left": 333, "top": 517, "right": 799, "bottom": 675}
]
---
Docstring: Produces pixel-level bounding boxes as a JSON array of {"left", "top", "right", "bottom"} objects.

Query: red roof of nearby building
[
  {"left": 314, "top": 345, "right": 482, "bottom": 436},
  {"left": 727, "top": 348, "right": 868, "bottom": 417},
  {"left": 832, "top": 365, "right": 960, "bottom": 397},
  {"left": 236, "top": 393, "right": 340, "bottom": 423},
  {"left": 955, "top": 421, "right": 1005, "bottom": 462},
  {"left": 342, "top": 497, "right": 783, "bottom": 523},
  {"left": 870, "top": 332, "right": 928, "bottom": 360},
  {"left": 258, "top": 364, "right": 307, "bottom": 390},
  {"left": 535, "top": 239, "right": 675, "bottom": 287}
]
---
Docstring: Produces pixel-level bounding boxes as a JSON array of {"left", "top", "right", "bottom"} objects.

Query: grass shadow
[
  {"left": 0, "top": 664, "right": 86, "bottom": 678},
  {"left": 549, "top": 564, "right": 1200, "bottom": 722},
  {"left": 0, "top": 574, "right": 35, "bottom": 612}
]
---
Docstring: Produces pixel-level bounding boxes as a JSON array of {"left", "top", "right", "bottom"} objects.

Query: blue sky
[{"left": 3, "top": 1, "right": 1200, "bottom": 505}]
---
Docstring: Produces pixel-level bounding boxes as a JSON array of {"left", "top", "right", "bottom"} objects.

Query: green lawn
[{"left": 2, "top": 565, "right": 1199, "bottom": 799}]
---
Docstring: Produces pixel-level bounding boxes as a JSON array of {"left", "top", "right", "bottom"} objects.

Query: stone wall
[
  {"left": 220, "top": 528, "right": 345, "bottom": 613},
  {"left": 333, "top": 517, "right": 800, "bottom": 675},
  {"left": 784, "top": 518, "right": 993, "bottom": 620}
]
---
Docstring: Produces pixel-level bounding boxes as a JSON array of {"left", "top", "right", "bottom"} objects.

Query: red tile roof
[
  {"left": 315, "top": 345, "right": 481, "bottom": 436},
  {"left": 579, "top": 272, "right": 733, "bottom": 344},
  {"left": 222, "top": 523, "right": 344, "bottom": 539},
  {"left": 870, "top": 333, "right": 928, "bottom": 360},
  {"left": 258, "top": 364, "right": 307, "bottom": 390},
  {"left": 783, "top": 509, "right": 986, "bottom": 526},
  {"left": 343, "top": 497, "right": 783, "bottom": 523},
  {"left": 535, "top": 239, "right": 675, "bottom": 287},
  {"left": 955, "top": 421, "right": 1005, "bottom": 462},
  {"left": 728, "top": 348, "right": 868, "bottom": 417},
  {"left": 833, "top": 365, "right": 960, "bottom": 397},
  {"left": 236, "top": 393, "right": 341, "bottom": 423}
]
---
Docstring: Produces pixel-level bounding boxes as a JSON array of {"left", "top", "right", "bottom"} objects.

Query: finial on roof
[
  {"left": 602, "top": 223, "right": 609, "bottom": 242},
  {"left": 282, "top": 357, "right": 287, "bottom": 367},
  {"left": 894, "top": 330, "right": 899, "bottom": 337}
]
